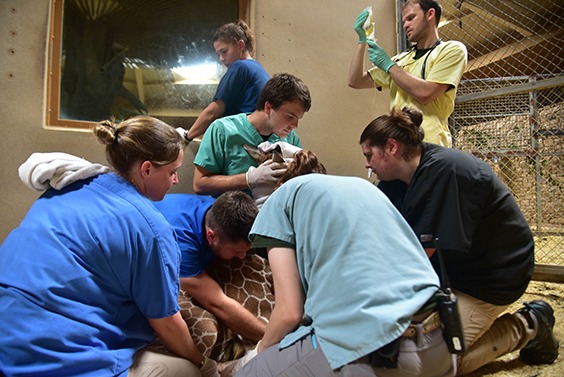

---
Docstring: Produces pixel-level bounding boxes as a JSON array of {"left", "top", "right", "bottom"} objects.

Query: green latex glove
[
  {"left": 354, "top": 9, "right": 370, "bottom": 44},
  {"left": 367, "top": 40, "right": 395, "bottom": 73}
]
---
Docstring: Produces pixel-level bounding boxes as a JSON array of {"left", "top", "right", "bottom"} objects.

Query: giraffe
[
  {"left": 149, "top": 251, "right": 274, "bottom": 362},
  {"left": 206, "top": 250, "right": 275, "bottom": 361}
]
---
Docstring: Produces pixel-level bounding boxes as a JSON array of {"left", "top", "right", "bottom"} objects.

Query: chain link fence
[{"left": 401, "top": 1, "right": 563, "bottom": 277}]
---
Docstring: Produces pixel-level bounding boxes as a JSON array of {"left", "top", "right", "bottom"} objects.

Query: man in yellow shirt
[{"left": 348, "top": 0, "right": 467, "bottom": 147}]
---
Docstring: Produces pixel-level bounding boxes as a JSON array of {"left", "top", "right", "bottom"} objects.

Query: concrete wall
[{"left": 0, "top": 0, "right": 396, "bottom": 241}]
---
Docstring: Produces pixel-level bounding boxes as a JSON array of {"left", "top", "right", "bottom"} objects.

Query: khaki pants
[
  {"left": 128, "top": 348, "right": 201, "bottom": 377},
  {"left": 454, "top": 290, "right": 535, "bottom": 375}
]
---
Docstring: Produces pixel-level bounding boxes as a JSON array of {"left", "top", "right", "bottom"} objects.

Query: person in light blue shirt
[
  {"left": 193, "top": 73, "right": 310, "bottom": 198},
  {"left": 235, "top": 174, "right": 454, "bottom": 377}
]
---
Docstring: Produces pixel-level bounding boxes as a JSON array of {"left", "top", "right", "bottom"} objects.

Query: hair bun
[{"left": 402, "top": 107, "right": 423, "bottom": 127}]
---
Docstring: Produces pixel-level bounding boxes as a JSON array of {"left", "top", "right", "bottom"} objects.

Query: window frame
[{"left": 46, "top": 0, "right": 250, "bottom": 130}]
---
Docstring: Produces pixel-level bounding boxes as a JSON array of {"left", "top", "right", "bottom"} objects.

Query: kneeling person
[
  {"left": 154, "top": 191, "right": 265, "bottom": 343},
  {"left": 236, "top": 174, "right": 455, "bottom": 377}
]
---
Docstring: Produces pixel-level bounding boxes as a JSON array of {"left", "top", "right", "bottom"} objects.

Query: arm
[
  {"left": 193, "top": 165, "right": 249, "bottom": 196},
  {"left": 348, "top": 8, "right": 377, "bottom": 89},
  {"left": 148, "top": 311, "right": 203, "bottom": 366},
  {"left": 181, "top": 273, "right": 266, "bottom": 342},
  {"left": 388, "top": 65, "right": 452, "bottom": 105},
  {"left": 193, "top": 160, "right": 286, "bottom": 196},
  {"left": 258, "top": 246, "right": 304, "bottom": 352},
  {"left": 365, "top": 40, "right": 455, "bottom": 105},
  {"left": 187, "top": 100, "right": 226, "bottom": 141},
  {"left": 347, "top": 42, "right": 377, "bottom": 89}
]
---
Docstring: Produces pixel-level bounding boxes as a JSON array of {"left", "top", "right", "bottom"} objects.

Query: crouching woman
[
  {"left": 235, "top": 173, "right": 454, "bottom": 377},
  {"left": 0, "top": 116, "right": 217, "bottom": 377}
]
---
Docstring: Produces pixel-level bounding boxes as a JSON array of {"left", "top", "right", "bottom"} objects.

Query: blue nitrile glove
[
  {"left": 354, "top": 9, "right": 370, "bottom": 44},
  {"left": 367, "top": 40, "right": 395, "bottom": 73}
]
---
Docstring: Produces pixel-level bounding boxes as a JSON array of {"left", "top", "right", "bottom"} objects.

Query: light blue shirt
[{"left": 250, "top": 174, "right": 440, "bottom": 369}]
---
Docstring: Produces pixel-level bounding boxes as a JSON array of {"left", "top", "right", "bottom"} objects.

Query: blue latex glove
[
  {"left": 354, "top": 9, "right": 370, "bottom": 44},
  {"left": 367, "top": 40, "right": 395, "bottom": 73}
]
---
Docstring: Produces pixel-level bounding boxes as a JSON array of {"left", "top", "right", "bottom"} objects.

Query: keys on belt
[{"left": 402, "top": 310, "right": 441, "bottom": 337}]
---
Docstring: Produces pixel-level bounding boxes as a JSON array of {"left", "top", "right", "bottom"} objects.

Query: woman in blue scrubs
[
  {"left": 0, "top": 116, "right": 217, "bottom": 377},
  {"left": 182, "top": 20, "right": 270, "bottom": 141}
]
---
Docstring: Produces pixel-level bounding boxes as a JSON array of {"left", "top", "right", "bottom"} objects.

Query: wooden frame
[{"left": 46, "top": 0, "right": 249, "bottom": 129}]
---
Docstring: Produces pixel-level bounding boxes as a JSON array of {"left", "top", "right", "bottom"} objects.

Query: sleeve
[
  {"left": 249, "top": 187, "right": 297, "bottom": 246},
  {"left": 213, "top": 62, "right": 246, "bottom": 104},
  {"left": 367, "top": 66, "right": 390, "bottom": 89},
  {"left": 282, "top": 131, "right": 303, "bottom": 149},
  {"left": 425, "top": 42, "right": 467, "bottom": 88},
  {"left": 193, "top": 122, "right": 227, "bottom": 173},
  {"left": 367, "top": 49, "right": 413, "bottom": 89},
  {"left": 406, "top": 156, "right": 487, "bottom": 252},
  {"left": 251, "top": 235, "right": 295, "bottom": 249},
  {"left": 130, "top": 219, "right": 181, "bottom": 319},
  {"left": 177, "top": 233, "right": 206, "bottom": 277}
]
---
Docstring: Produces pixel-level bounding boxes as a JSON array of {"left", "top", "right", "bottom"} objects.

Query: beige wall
[{"left": 0, "top": 0, "right": 396, "bottom": 241}]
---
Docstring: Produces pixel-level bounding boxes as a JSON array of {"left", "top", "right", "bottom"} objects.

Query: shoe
[{"left": 518, "top": 300, "right": 559, "bottom": 365}]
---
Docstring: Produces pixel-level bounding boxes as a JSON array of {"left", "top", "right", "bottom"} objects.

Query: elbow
[
  {"left": 281, "top": 307, "right": 304, "bottom": 328},
  {"left": 192, "top": 182, "right": 206, "bottom": 195},
  {"left": 417, "top": 87, "right": 449, "bottom": 105},
  {"left": 416, "top": 92, "right": 436, "bottom": 105},
  {"left": 347, "top": 79, "right": 360, "bottom": 89},
  {"left": 192, "top": 178, "right": 206, "bottom": 195}
]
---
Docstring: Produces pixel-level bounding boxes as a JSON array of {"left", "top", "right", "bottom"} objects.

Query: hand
[
  {"left": 354, "top": 9, "right": 370, "bottom": 44},
  {"left": 199, "top": 356, "right": 219, "bottom": 377},
  {"left": 246, "top": 160, "right": 287, "bottom": 189},
  {"left": 175, "top": 127, "right": 191, "bottom": 143},
  {"left": 367, "top": 40, "right": 395, "bottom": 73},
  {"left": 258, "top": 141, "right": 302, "bottom": 159}
]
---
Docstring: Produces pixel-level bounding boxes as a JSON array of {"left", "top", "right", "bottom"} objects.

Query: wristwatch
[{"left": 183, "top": 129, "right": 193, "bottom": 143}]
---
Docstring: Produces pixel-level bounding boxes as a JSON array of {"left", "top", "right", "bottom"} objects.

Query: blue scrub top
[
  {"left": 153, "top": 194, "right": 216, "bottom": 277},
  {"left": 214, "top": 59, "right": 269, "bottom": 116},
  {"left": 0, "top": 173, "right": 181, "bottom": 376}
]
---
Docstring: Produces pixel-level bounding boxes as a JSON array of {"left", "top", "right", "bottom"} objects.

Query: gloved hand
[
  {"left": 354, "top": 9, "right": 370, "bottom": 44},
  {"left": 246, "top": 160, "right": 287, "bottom": 189},
  {"left": 199, "top": 356, "right": 219, "bottom": 377},
  {"left": 175, "top": 127, "right": 192, "bottom": 143},
  {"left": 175, "top": 127, "right": 186, "bottom": 140},
  {"left": 367, "top": 40, "right": 395, "bottom": 73}
]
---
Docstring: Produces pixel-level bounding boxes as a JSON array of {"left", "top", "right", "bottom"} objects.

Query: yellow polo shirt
[{"left": 369, "top": 40, "right": 467, "bottom": 147}]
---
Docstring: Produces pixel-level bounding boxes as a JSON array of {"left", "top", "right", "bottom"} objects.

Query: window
[{"left": 47, "top": 0, "right": 248, "bottom": 129}]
